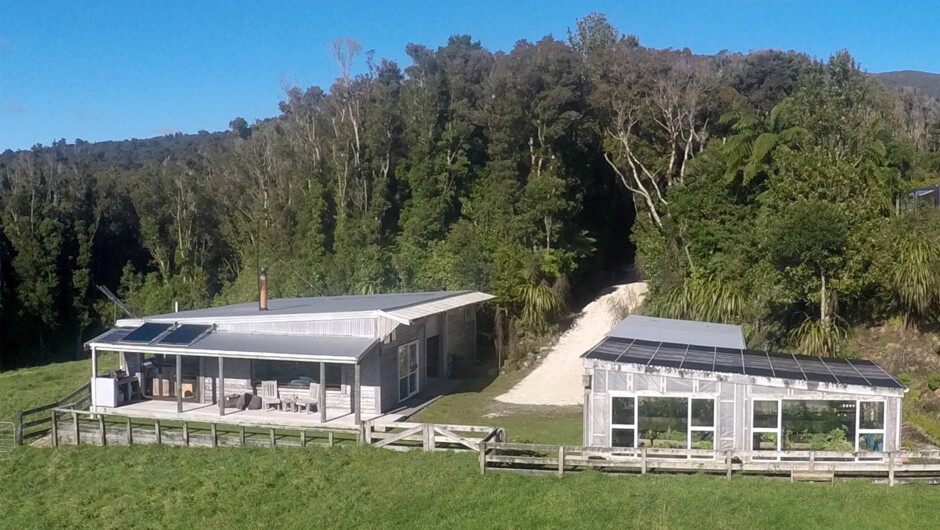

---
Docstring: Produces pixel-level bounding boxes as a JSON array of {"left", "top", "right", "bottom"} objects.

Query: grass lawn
[
  {"left": 2, "top": 444, "right": 939, "bottom": 529},
  {"left": 0, "top": 353, "right": 117, "bottom": 422},
  {"left": 411, "top": 370, "right": 582, "bottom": 444}
]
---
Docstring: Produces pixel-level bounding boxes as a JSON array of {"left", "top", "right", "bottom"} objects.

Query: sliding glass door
[{"left": 398, "top": 341, "right": 419, "bottom": 401}]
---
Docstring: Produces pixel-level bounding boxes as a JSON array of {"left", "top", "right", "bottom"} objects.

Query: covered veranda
[{"left": 86, "top": 327, "right": 381, "bottom": 427}]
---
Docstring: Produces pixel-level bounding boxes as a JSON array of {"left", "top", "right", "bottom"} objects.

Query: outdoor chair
[
  {"left": 261, "top": 380, "right": 282, "bottom": 411},
  {"left": 295, "top": 383, "right": 319, "bottom": 414}
]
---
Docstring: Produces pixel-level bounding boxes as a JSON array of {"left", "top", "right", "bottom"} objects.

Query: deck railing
[
  {"left": 45, "top": 408, "right": 504, "bottom": 454},
  {"left": 479, "top": 442, "right": 940, "bottom": 485},
  {"left": 14, "top": 383, "right": 91, "bottom": 446}
]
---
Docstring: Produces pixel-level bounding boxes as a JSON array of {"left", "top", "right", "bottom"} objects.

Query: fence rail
[
  {"left": 44, "top": 408, "right": 504, "bottom": 454},
  {"left": 14, "top": 383, "right": 91, "bottom": 446},
  {"left": 479, "top": 442, "right": 940, "bottom": 485}
]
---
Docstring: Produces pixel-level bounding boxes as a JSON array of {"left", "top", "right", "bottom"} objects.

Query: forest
[{"left": 1, "top": 13, "right": 939, "bottom": 370}]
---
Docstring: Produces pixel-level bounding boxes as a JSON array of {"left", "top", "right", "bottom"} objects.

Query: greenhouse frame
[{"left": 582, "top": 316, "right": 906, "bottom": 456}]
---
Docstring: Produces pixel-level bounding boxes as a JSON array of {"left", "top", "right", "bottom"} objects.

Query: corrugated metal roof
[
  {"left": 383, "top": 291, "right": 495, "bottom": 323},
  {"left": 116, "top": 290, "right": 490, "bottom": 326},
  {"left": 606, "top": 315, "right": 746, "bottom": 349},
  {"left": 88, "top": 330, "right": 376, "bottom": 364}
]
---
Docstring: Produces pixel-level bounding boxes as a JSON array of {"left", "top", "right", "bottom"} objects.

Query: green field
[
  {"left": 3, "top": 358, "right": 940, "bottom": 529},
  {"left": 412, "top": 371, "right": 582, "bottom": 444},
  {"left": 0, "top": 353, "right": 117, "bottom": 422},
  {"left": 2, "top": 445, "right": 938, "bottom": 529}
]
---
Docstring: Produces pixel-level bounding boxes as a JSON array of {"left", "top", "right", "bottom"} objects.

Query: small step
[{"left": 790, "top": 469, "right": 834, "bottom": 483}]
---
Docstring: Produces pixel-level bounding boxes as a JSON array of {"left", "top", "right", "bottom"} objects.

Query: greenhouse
[{"left": 582, "top": 316, "right": 906, "bottom": 455}]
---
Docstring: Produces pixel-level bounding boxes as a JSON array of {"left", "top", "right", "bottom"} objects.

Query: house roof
[
  {"left": 86, "top": 327, "right": 376, "bottom": 364},
  {"left": 581, "top": 336, "right": 905, "bottom": 391},
  {"left": 606, "top": 315, "right": 747, "bottom": 350},
  {"left": 115, "top": 290, "right": 494, "bottom": 327}
]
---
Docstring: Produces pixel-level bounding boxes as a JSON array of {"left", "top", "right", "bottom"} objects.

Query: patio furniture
[
  {"left": 261, "top": 380, "right": 282, "bottom": 411},
  {"left": 295, "top": 383, "right": 319, "bottom": 414}
]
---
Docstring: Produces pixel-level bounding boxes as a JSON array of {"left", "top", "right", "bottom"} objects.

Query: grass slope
[
  {"left": 2, "top": 445, "right": 939, "bottom": 529},
  {"left": 412, "top": 371, "right": 582, "bottom": 444},
  {"left": 0, "top": 353, "right": 117, "bottom": 422}
]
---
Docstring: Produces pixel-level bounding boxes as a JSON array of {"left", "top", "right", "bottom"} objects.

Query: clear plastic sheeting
[
  {"left": 665, "top": 376, "right": 694, "bottom": 393},
  {"left": 697, "top": 380, "right": 717, "bottom": 394},
  {"left": 606, "top": 370, "right": 628, "bottom": 393},
  {"left": 633, "top": 373, "right": 662, "bottom": 393},
  {"left": 718, "top": 399, "right": 736, "bottom": 451},
  {"left": 591, "top": 393, "right": 610, "bottom": 446}
]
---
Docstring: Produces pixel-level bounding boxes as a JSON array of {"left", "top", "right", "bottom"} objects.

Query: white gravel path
[{"left": 495, "top": 282, "right": 648, "bottom": 406}]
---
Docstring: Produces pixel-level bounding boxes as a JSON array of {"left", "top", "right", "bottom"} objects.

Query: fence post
[
  {"left": 328, "top": 431, "right": 334, "bottom": 447},
  {"left": 423, "top": 424, "right": 432, "bottom": 452},
  {"left": 50, "top": 410, "right": 58, "bottom": 448},
  {"left": 73, "top": 412, "right": 80, "bottom": 446},
  {"left": 809, "top": 450, "right": 815, "bottom": 472},
  {"left": 888, "top": 452, "right": 895, "bottom": 487},
  {"left": 125, "top": 417, "right": 132, "bottom": 446},
  {"left": 98, "top": 415, "right": 106, "bottom": 446},
  {"left": 725, "top": 451, "right": 732, "bottom": 479},
  {"left": 641, "top": 447, "right": 648, "bottom": 475},
  {"left": 479, "top": 441, "right": 487, "bottom": 475},
  {"left": 183, "top": 422, "right": 190, "bottom": 447},
  {"left": 155, "top": 420, "right": 161, "bottom": 445},
  {"left": 239, "top": 425, "right": 246, "bottom": 446},
  {"left": 14, "top": 411, "right": 23, "bottom": 447},
  {"left": 270, "top": 428, "right": 276, "bottom": 448},
  {"left": 211, "top": 423, "right": 218, "bottom": 448},
  {"left": 300, "top": 429, "right": 306, "bottom": 448},
  {"left": 362, "top": 422, "right": 372, "bottom": 445},
  {"left": 558, "top": 446, "right": 565, "bottom": 477}
]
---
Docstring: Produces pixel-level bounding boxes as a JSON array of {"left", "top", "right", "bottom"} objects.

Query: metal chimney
[{"left": 258, "top": 268, "right": 268, "bottom": 311}]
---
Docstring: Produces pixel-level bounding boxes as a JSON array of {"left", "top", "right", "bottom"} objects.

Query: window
[
  {"left": 609, "top": 396, "right": 716, "bottom": 451},
  {"left": 752, "top": 400, "right": 780, "bottom": 451},
  {"left": 253, "top": 361, "right": 342, "bottom": 390},
  {"left": 398, "top": 341, "right": 419, "bottom": 401},
  {"left": 857, "top": 401, "right": 886, "bottom": 452},
  {"left": 638, "top": 397, "right": 688, "bottom": 449},
  {"left": 690, "top": 399, "right": 715, "bottom": 450},
  {"left": 781, "top": 400, "right": 855, "bottom": 451},
  {"left": 610, "top": 396, "right": 636, "bottom": 448}
]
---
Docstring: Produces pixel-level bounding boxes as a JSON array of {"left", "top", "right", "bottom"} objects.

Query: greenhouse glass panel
[
  {"left": 638, "top": 397, "right": 688, "bottom": 449},
  {"left": 691, "top": 399, "right": 715, "bottom": 427},
  {"left": 859, "top": 401, "right": 885, "bottom": 429},
  {"left": 781, "top": 400, "right": 855, "bottom": 451}
]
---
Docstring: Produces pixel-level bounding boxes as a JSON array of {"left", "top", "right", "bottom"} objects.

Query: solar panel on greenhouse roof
[
  {"left": 582, "top": 336, "right": 904, "bottom": 389},
  {"left": 120, "top": 322, "right": 172, "bottom": 343}
]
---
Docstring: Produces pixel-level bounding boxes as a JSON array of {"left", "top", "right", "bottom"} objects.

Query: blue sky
[{"left": 1, "top": 1, "right": 938, "bottom": 151}]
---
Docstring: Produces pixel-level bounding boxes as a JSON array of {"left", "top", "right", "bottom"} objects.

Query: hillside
[{"left": 875, "top": 70, "right": 940, "bottom": 101}]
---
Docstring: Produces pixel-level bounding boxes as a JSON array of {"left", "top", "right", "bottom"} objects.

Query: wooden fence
[
  {"left": 45, "top": 408, "right": 504, "bottom": 453},
  {"left": 14, "top": 383, "right": 90, "bottom": 446},
  {"left": 479, "top": 442, "right": 940, "bottom": 485}
]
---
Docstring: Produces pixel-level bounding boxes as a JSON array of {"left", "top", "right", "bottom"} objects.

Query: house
[
  {"left": 85, "top": 274, "right": 493, "bottom": 426},
  {"left": 582, "top": 315, "right": 906, "bottom": 454}
]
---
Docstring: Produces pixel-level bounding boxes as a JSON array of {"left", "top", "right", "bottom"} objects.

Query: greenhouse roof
[{"left": 582, "top": 336, "right": 904, "bottom": 390}]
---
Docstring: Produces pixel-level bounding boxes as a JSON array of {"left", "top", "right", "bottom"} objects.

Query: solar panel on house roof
[
  {"left": 120, "top": 323, "right": 172, "bottom": 343},
  {"left": 581, "top": 337, "right": 904, "bottom": 389},
  {"left": 157, "top": 324, "right": 212, "bottom": 346}
]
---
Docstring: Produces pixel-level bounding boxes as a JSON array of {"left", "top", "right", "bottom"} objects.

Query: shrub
[{"left": 927, "top": 373, "right": 940, "bottom": 392}]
